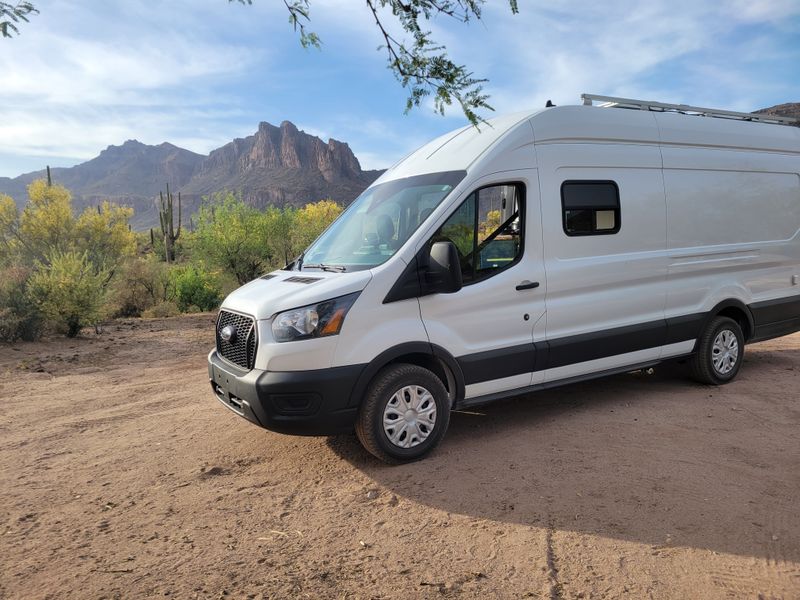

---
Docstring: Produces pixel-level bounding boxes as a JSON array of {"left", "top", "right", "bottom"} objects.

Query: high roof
[
  {"left": 532, "top": 105, "right": 800, "bottom": 153},
  {"left": 376, "top": 110, "right": 539, "bottom": 183},
  {"left": 377, "top": 101, "right": 800, "bottom": 185}
]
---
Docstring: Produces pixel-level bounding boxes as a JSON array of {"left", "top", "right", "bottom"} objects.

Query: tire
[
  {"left": 355, "top": 363, "right": 451, "bottom": 464},
  {"left": 690, "top": 316, "right": 745, "bottom": 385}
]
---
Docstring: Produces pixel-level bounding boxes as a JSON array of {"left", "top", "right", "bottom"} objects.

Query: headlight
[{"left": 271, "top": 292, "right": 360, "bottom": 343}]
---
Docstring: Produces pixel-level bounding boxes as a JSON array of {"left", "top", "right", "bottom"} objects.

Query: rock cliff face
[
  {"left": 0, "top": 122, "right": 383, "bottom": 229},
  {"left": 182, "top": 121, "right": 378, "bottom": 210}
]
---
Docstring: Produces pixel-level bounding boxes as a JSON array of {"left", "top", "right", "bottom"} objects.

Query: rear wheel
[
  {"left": 690, "top": 316, "right": 745, "bottom": 385},
  {"left": 355, "top": 363, "right": 450, "bottom": 464}
]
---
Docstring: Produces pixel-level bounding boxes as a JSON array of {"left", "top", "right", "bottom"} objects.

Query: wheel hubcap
[
  {"left": 382, "top": 385, "right": 436, "bottom": 449},
  {"left": 712, "top": 329, "right": 739, "bottom": 375}
]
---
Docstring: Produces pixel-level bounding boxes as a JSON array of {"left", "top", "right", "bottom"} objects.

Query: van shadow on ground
[{"left": 326, "top": 349, "right": 800, "bottom": 562}]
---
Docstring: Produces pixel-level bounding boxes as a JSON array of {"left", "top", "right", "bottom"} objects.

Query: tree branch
[{"left": 0, "top": 1, "right": 38, "bottom": 38}]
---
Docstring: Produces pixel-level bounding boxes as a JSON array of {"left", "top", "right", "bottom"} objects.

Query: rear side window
[{"left": 561, "top": 181, "right": 620, "bottom": 236}]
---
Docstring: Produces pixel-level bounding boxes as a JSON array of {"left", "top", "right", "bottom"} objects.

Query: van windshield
[{"left": 297, "top": 170, "right": 466, "bottom": 272}]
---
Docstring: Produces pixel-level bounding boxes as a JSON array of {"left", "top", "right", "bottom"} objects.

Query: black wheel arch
[
  {"left": 348, "top": 342, "right": 465, "bottom": 409},
  {"left": 698, "top": 299, "right": 754, "bottom": 348}
]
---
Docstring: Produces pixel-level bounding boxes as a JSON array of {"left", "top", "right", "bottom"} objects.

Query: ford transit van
[{"left": 209, "top": 94, "right": 800, "bottom": 463}]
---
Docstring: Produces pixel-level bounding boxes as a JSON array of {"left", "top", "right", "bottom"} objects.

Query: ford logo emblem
[{"left": 220, "top": 325, "right": 237, "bottom": 343}]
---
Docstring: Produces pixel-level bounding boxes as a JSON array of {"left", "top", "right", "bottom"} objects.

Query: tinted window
[
  {"left": 561, "top": 181, "right": 620, "bottom": 235},
  {"left": 433, "top": 183, "right": 524, "bottom": 284}
]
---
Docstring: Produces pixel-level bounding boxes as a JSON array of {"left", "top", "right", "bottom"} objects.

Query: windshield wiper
[{"left": 303, "top": 263, "right": 347, "bottom": 273}]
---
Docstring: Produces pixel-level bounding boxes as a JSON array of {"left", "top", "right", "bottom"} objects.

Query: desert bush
[
  {"left": 110, "top": 257, "right": 173, "bottom": 317},
  {"left": 1, "top": 180, "right": 137, "bottom": 336},
  {"left": 27, "top": 250, "right": 109, "bottom": 337},
  {"left": 0, "top": 265, "right": 42, "bottom": 341},
  {"left": 142, "top": 300, "right": 180, "bottom": 319},
  {"left": 170, "top": 265, "right": 221, "bottom": 313}
]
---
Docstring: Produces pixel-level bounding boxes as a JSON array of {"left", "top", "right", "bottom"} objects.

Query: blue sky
[{"left": 1, "top": 0, "right": 799, "bottom": 178}]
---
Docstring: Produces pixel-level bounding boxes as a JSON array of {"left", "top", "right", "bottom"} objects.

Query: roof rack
[{"left": 581, "top": 93, "right": 798, "bottom": 126}]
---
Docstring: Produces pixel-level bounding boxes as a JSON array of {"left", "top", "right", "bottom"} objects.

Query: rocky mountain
[
  {"left": 0, "top": 122, "right": 383, "bottom": 229},
  {"left": 182, "top": 121, "right": 380, "bottom": 209},
  {"left": 753, "top": 102, "right": 800, "bottom": 124}
]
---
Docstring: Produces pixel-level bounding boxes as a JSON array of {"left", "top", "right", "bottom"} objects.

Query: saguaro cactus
[{"left": 157, "top": 183, "right": 181, "bottom": 263}]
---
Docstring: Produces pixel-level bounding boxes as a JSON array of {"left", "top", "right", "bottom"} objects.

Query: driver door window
[{"left": 433, "top": 183, "right": 524, "bottom": 284}]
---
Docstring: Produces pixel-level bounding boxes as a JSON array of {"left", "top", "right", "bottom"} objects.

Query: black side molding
[
  {"left": 457, "top": 344, "right": 536, "bottom": 385},
  {"left": 749, "top": 294, "right": 800, "bottom": 343}
]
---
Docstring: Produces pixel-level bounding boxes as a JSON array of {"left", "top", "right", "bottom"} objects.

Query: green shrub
[
  {"left": 193, "top": 192, "right": 273, "bottom": 285},
  {"left": 110, "top": 257, "right": 173, "bottom": 317},
  {"left": 0, "top": 265, "right": 42, "bottom": 342},
  {"left": 27, "top": 250, "right": 108, "bottom": 337},
  {"left": 170, "top": 266, "right": 221, "bottom": 313},
  {"left": 142, "top": 300, "right": 180, "bottom": 319}
]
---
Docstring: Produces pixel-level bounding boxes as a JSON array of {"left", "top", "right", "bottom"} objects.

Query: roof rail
[{"left": 581, "top": 93, "right": 798, "bottom": 126}]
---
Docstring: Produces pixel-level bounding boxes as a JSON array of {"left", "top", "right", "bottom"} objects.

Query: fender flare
[
  {"left": 700, "top": 298, "right": 755, "bottom": 345},
  {"left": 347, "top": 342, "right": 465, "bottom": 408}
]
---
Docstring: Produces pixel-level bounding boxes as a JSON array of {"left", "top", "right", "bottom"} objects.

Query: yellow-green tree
[
  {"left": 293, "top": 199, "right": 343, "bottom": 251},
  {"left": 11, "top": 179, "right": 75, "bottom": 262},
  {"left": 0, "top": 181, "right": 136, "bottom": 272},
  {"left": 74, "top": 201, "right": 137, "bottom": 274}
]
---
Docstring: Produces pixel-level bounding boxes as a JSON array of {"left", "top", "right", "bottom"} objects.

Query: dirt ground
[{"left": 0, "top": 314, "right": 798, "bottom": 600}]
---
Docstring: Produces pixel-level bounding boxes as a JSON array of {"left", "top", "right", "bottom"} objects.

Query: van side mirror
[
  {"left": 425, "top": 241, "right": 463, "bottom": 294},
  {"left": 382, "top": 240, "right": 463, "bottom": 303}
]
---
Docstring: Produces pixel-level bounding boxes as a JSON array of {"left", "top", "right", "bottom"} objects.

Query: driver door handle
[{"left": 516, "top": 280, "right": 540, "bottom": 291}]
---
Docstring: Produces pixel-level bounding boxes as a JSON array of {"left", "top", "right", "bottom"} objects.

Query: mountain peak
[
  {"left": 98, "top": 139, "right": 146, "bottom": 156},
  {"left": 0, "top": 120, "right": 384, "bottom": 229}
]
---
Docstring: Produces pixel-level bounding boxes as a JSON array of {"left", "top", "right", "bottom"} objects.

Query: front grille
[{"left": 216, "top": 310, "right": 257, "bottom": 370}]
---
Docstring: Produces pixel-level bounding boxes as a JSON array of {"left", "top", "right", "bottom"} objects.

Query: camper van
[{"left": 209, "top": 94, "right": 800, "bottom": 463}]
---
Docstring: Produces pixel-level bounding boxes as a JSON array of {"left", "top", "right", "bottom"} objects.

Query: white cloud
[
  {"left": 0, "top": 0, "right": 269, "bottom": 172},
  {"left": 1, "top": 0, "right": 798, "bottom": 177},
  {"left": 406, "top": 0, "right": 800, "bottom": 116}
]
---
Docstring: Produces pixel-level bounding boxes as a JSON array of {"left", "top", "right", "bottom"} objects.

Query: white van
[{"left": 209, "top": 94, "right": 800, "bottom": 463}]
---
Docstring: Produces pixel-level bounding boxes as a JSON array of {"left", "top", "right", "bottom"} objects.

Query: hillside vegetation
[{"left": 0, "top": 180, "right": 341, "bottom": 341}]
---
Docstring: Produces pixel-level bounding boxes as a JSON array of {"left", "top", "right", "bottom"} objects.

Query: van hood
[{"left": 219, "top": 269, "right": 373, "bottom": 321}]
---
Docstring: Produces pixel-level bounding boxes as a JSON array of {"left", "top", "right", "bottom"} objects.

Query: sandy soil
[{"left": 0, "top": 314, "right": 798, "bottom": 600}]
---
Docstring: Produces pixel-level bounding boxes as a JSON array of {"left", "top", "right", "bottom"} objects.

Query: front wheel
[
  {"left": 690, "top": 316, "right": 745, "bottom": 385},
  {"left": 355, "top": 363, "right": 450, "bottom": 464}
]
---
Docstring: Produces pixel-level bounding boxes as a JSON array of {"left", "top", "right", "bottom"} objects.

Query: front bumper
[{"left": 208, "top": 349, "right": 365, "bottom": 436}]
